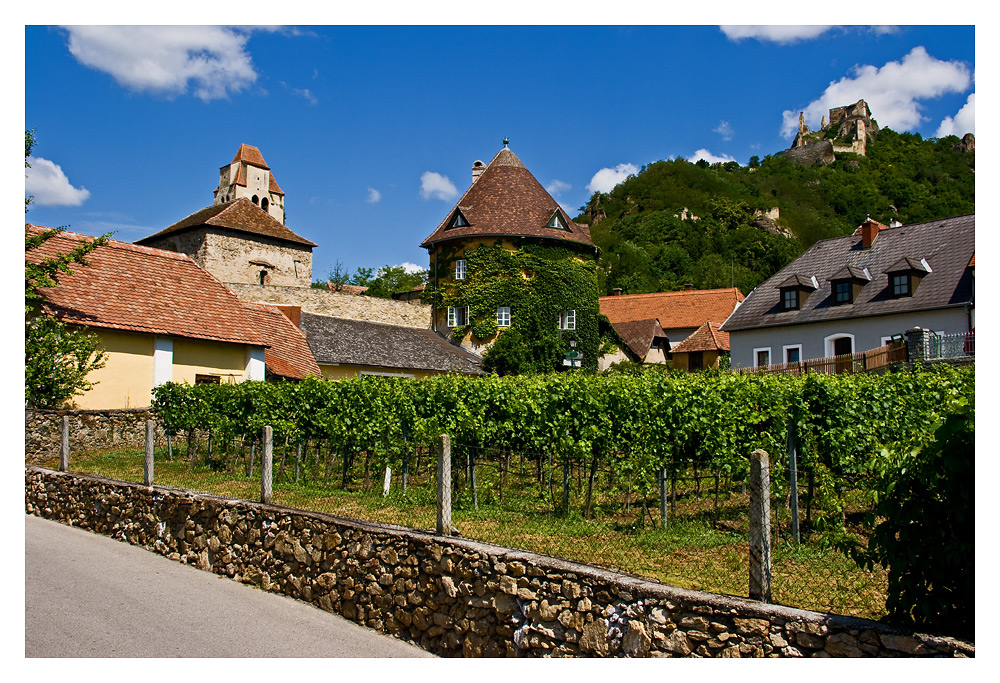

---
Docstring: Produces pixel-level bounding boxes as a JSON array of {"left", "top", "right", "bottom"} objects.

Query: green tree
[
  {"left": 364, "top": 264, "right": 426, "bottom": 299},
  {"left": 25, "top": 129, "right": 109, "bottom": 408}
]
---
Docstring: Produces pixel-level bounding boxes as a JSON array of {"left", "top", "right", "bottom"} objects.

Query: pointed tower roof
[
  {"left": 420, "top": 145, "right": 594, "bottom": 249},
  {"left": 232, "top": 143, "right": 270, "bottom": 169}
]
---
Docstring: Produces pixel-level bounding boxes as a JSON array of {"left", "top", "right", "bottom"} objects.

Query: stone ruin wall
[
  {"left": 24, "top": 467, "right": 975, "bottom": 658},
  {"left": 227, "top": 283, "right": 432, "bottom": 329}
]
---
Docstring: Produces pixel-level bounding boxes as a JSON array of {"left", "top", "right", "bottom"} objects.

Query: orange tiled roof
[
  {"left": 136, "top": 198, "right": 316, "bottom": 248},
  {"left": 26, "top": 225, "right": 264, "bottom": 347},
  {"left": 232, "top": 143, "right": 269, "bottom": 169},
  {"left": 242, "top": 302, "right": 321, "bottom": 379},
  {"left": 969, "top": 253, "right": 975, "bottom": 267},
  {"left": 421, "top": 147, "right": 595, "bottom": 249},
  {"left": 669, "top": 321, "right": 729, "bottom": 354},
  {"left": 600, "top": 288, "right": 745, "bottom": 330},
  {"left": 269, "top": 172, "right": 284, "bottom": 195}
]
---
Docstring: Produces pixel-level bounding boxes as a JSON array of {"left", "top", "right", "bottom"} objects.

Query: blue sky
[{"left": 24, "top": 23, "right": 976, "bottom": 281}]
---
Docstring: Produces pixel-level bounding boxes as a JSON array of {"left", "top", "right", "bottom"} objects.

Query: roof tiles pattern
[
  {"left": 669, "top": 321, "right": 729, "bottom": 354},
  {"left": 26, "top": 225, "right": 264, "bottom": 347},
  {"left": 421, "top": 147, "right": 595, "bottom": 249},
  {"left": 600, "top": 288, "right": 745, "bottom": 330},
  {"left": 300, "top": 313, "right": 485, "bottom": 375},
  {"left": 722, "top": 215, "right": 975, "bottom": 332},
  {"left": 611, "top": 318, "right": 668, "bottom": 358},
  {"left": 136, "top": 198, "right": 316, "bottom": 247},
  {"left": 242, "top": 302, "right": 321, "bottom": 379}
]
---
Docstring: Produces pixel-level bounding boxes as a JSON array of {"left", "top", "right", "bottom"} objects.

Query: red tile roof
[
  {"left": 969, "top": 253, "right": 975, "bottom": 267},
  {"left": 242, "top": 302, "right": 321, "bottom": 379},
  {"left": 231, "top": 143, "right": 269, "bottom": 169},
  {"left": 669, "top": 321, "right": 729, "bottom": 354},
  {"left": 26, "top": 225, "right": 265, "bottom": 347},
  {"left": 600, "top": 288, "right": 745, "bottom": 330},
  {"left": 611, "top": 318, "right": 669, "bottom": 359},
  {"left": 421, "top": 147, "right": 595, "bottom": 249},
  {"left": 136, "top": 198, "right": 316, "bottom": 247}
]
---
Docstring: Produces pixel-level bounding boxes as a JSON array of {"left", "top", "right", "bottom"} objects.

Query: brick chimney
[
  {"left": 684, "top": 283, "right": 694, "bottom": 290},
  {"left": 859, "top": 218, "right": 888, "bottom": 248},
  {"left": 611, "top": 288, "right": 623, "bottom": 296},
  {"left": 472, "top": 160, "right": 486, "bottom": 184}
]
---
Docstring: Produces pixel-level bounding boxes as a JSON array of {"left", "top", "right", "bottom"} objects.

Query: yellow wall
[
  {"left": 671, "top": 350, "right": 722, "bottom": 371},
  {"left": 319, "top": 364, "right": 438, "bottom": 381},
  {"left": 172, "top": 338, "right": 247, "bottom": 385},
  {"left": 74, "top": 329, "right": 155, "bottom": 410}
]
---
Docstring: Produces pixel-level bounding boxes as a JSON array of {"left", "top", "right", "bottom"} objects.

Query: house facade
[
  {"left": 26, "top": 226, "right": 271, "bottom": 409},
  {"left": 721, "top": 215, "right": 975, "bottom": 368},
  {"left": 420, "top": 142, "right": 600, "bottom": 369}
]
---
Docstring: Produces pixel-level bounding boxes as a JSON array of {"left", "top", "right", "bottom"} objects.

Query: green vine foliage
[{"left": 428, "top": 240, "right": 600, "bottom": 374}]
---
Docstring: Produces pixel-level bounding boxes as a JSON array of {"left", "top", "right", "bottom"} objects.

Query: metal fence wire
[{"left": 44, "top": 425, "right": 888, "bottom": 622}]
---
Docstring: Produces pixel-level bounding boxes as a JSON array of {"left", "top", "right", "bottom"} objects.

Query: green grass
[{"left": 43, "top": 446, "right": 888, "bottom": 621}]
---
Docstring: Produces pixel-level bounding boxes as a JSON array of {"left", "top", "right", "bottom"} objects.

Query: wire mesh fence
[{"left": 38, "top": 425, "right": 888, "bottom": 622}]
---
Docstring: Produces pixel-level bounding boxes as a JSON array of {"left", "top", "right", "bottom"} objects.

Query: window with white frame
[
  {"left": 557, "top": 309, "right": 576, "bottom": 330},
  {"left": 447, "top": 306, "right": 469, "bottom": 327},
  {"left": 497, "top": 306, "right": 511, "bottom": 327},
  {"left": 455, "top": 259, "right": 467, "bottom": 280},
  {"left": 754, "top": 347, "right": 771, "bottom": 368},
  {"left": 783, "top": 344, "right": 802, "bottom": 364}
]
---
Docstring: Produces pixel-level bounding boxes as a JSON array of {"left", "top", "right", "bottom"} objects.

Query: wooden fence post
[
  {"left": 261, "top": 426, "right": 273, "bottom": 505},
  {"left": 437, "top": 434, "right": 452, "bottom": 536},
  {"left": 60, "top": 415, "right": 69, "bottom": 472},
  {"left": 748, "top": 448, "right": 772, "bottom": 603},
  {"left": 144, "top": 419, "right": 155, "bottom": 486},
  {"left": 786, "top": 424, "right": 801, "bottom": 545}
]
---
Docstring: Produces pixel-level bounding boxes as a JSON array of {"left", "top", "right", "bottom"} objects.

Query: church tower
[{"left": 214, "top": 144, "right": 286, "bottom": 224}]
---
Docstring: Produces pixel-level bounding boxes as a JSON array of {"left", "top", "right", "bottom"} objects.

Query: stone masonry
[{"left": 25, "top": 467, "right": 974, "bottom": 658}]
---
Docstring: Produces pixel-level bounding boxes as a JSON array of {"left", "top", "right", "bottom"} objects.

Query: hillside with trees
[{"left": 577, "top": 130, "right": 975, "bottom": 296}]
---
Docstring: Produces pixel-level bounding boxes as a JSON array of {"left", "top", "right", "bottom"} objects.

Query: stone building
[
  {"left": 136, "top": 145, "right": 316, "bottom": 288},
  {"left": 787, "top": 99, "right": 880, "bottom": 166}
]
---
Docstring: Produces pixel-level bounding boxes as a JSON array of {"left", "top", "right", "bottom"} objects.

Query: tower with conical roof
[
  {"left": 421, "top": 142, "right": 600, "bottom": 372},
  {"left": 214, "top": 144, "right": 286, "bottom": 224}
]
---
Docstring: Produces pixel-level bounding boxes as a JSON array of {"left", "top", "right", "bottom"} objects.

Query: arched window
[
  {"left": 252, "top": 195, "right": 259, "bottom": 205},
  {"left": 259, "top": 270, "right": 268, "bottom": 286},
  {"left": 261, "top": 197, "right": 269, "bottom": 211}
]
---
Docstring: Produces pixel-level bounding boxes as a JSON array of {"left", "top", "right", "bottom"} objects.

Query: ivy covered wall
[{"left": 425, "top": 238, "right": 601, "bottom": 373}]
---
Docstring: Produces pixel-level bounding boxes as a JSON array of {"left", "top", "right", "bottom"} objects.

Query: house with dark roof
[
  {"left": 26, "top": 226, "right": 274, "bottom": 408},
  {"left": 420, "top": 142, "right": 600, "bottom": 369},
  {"left": 299, "top": 312, "right": 484, "bottom": 379},
  {"left": 721, "top": 215, "right": 975, "bottom": 368},
  {"left": 136, "top": 145, "right": 315, "bottom": 288},
  {"left": 597, "top": 287, "right": 744, "bottom": 369}
]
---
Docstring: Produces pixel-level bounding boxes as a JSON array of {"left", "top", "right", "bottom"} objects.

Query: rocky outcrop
[{"left": 784, "top": 140, "right": 836, "bottom": 167}]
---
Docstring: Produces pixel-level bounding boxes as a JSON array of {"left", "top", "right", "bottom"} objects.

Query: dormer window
[
  {"left": 885, "top": 257, "right": 930, "bottom": 299},
  {"left": 777, "top": 274, "right": 818, "bottom": 312},
  {"left": 546, "top": 211, "right": 569, "bottom": 231},
  {"left": 828, "top": 266, "right": 871, "bottom": 306},
  {"left": 449, "top": 210, "right": 470, "bottom": 229}
]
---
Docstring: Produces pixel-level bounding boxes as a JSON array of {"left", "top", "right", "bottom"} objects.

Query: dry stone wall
[
  {"left": 24, "top": 409, "right": 164, "bottom": 465},
  {"left": 227, "top": 283, "right": 432, "bottom": 328},
  {"left": 24, "top": 467, "right": 974, "bottom": 658}
]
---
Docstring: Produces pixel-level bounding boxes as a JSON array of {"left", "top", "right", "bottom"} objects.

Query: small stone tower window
[
  {"left": 261, "top": 197, "right": 269, "bottom": 211},
  {"left": 259, "top": 269, "right": 268, "bottom": 286},
  {"left": 252, "top": 194, "right": 259, "bottom": 205}
]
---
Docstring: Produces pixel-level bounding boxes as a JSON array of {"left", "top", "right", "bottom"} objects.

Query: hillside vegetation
[{"left": 578, "top": 130, "right": 975, "bottom": 296}]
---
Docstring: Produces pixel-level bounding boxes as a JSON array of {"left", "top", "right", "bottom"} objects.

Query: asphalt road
[{"left": 25, "top": 514, "right": 434, "bottom": 658}]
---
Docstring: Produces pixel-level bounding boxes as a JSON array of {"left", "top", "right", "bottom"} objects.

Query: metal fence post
[
  {"left": 786, "top": 424, "right": 800, "bottom": 545},
  {"left": 144, "top": 419, "right": 155, "bottom": 486},
  {"left": 437, "top": 434, "right": 452, "bottom": 535},
  {"left": 261, "top": 425, "right": 273, "bottom": 505},
  {"left": 748, "top": 448, "right": 772, "bottom": 603},
  {"left": 60, "top": 415, "right": 69, "bottom": 472}
]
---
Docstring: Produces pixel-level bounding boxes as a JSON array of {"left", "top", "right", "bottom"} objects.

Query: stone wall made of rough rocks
[
  {"left": 226, "top": 283, "right": 432, "bottom": 329},
  {"left": 24, "top": 467, "right": 974, "bottom": 658},
  {"left": 24, "top": 409, "right": 166, "bottom": 465}
]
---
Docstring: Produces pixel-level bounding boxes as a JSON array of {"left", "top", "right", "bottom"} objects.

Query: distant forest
[{"left": 576, "top": 130, "right": 975, "bottom": 296}]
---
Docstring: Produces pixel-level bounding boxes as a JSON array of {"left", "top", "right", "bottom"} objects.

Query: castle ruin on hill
[{"left": 785, "top": 99, "right": 879, "bottom": 166}]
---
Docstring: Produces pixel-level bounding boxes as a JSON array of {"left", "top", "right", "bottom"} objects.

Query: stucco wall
[
  {"left": 319, "top": 364, "right": 437, "bottom": 381},
  {"left": 76, "top": 329, "right": 156, "bottom": 410},
  {"left": 728, "top": 309, "right": 970, "bottom": 369},
  {"left": 227, "top": 284, "right": 431, "bottom": 329},
  {"left": 24, "top": 467, "right": 974, "bottom": 658},
  {"left": 171, "top": 338, "right": 249, "bottom": 385}
]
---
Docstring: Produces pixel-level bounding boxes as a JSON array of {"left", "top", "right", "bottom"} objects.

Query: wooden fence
[{"left": 735, "top": 341, "right": 907, "bottom": 376}]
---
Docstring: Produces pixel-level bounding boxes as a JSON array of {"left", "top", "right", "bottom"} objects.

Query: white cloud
[
  {"left": 367, "top": 187, "right": 381, "bottom": 204},
  {"left": 420, "top": 171, "right": 458, "bottom": 201},
  {"left": 936, "top": 93, "right": 975, "bottom": 137},
  {"left": 25, "top": 157, "right": 91, "bottom": 206},
  {"left": 398, "top": 262, "right": 425, "bottom": 274},
  {"left": 780, "top": 47, "right": 972, "bottom": 139},
  {"left": 586, "top": 163, "right": 638, "bottom": 194},
  {"left": 546, "top": 179, "right": 571, "bottom": 196},
  {"left": 687, "top": 149, "right": 737, "bottom": 164},
  {"left": 63, "top": 26, "right": 261, "bottom": 100},
  {"left": 293, "top": 88, "right": 318, "bottom": 105},
  {"left": 714, "top": 121, "right": 734, "bottom": 141},
  {"left": 720, "top": 26, "right": 835, "bottom": 44}
]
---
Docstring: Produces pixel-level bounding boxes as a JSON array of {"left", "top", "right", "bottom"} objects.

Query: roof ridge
[{"left": 28, "top": 224, "right": 196, "bottom": 263}]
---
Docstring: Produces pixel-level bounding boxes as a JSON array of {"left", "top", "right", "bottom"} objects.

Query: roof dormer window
[
  {"left": 546, "top": 211, "right": 569, "bottom": 231},
  {"left": 449, "top": 210, "right": 470, "bottom": 229},
  {"left": 777, "top": 274, "right": 818, "bottom": 312},
  {"left": 828, "top": 265, "right": 871, "bottom": 306},
  {"left": 885, "top": 257, "right": 930, "bottom": 299}
]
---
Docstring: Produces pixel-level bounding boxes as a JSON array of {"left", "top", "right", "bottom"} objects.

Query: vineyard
[{"left": 65, "top": 363, "right": 973, "bottom": 633}]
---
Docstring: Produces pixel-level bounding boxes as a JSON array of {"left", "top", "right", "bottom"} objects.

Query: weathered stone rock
[
  {"left": 661, "top": 630, "right": 693, "bottom": 656},
  {"left": 622, "top": 621, "right": 651, "bottom": 657},
  {"left": 825, "top": 632, "right": 863, "bottom": 657},
  {"left": 734, "top": 617, "right": 770, "bottom": 637},
  {"left": 579, "top": 618, "right": 609, "bottom": 656}
]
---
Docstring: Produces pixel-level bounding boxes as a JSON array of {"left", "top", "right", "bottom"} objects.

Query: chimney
[
  {"left": 684, "top": 283, "right": 694, "bottom": 290},
  {"left": 860, "top": 217, "right": 887, "bottom": 248},
  {"left": 612, "top": 288, "right": 623, "bottom": 296},
  {"left": 471, "top": 160, "right": 486, "bottom": 184}
]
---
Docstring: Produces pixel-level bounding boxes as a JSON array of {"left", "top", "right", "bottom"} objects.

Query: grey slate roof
[
  {"left": 300, "top": 313, "right": 485, "bottom": 375},
  {"left": 722, "top": 214, "right": 974, "bottom": 332}
]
